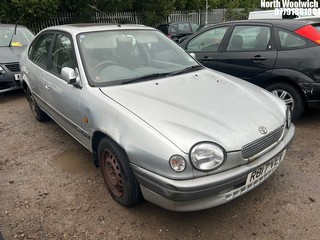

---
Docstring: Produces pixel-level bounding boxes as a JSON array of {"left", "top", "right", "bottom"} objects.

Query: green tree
[
  {"left": 133, "top": 0, "right": 176, "bottom": 26},
  {"left": 0, "top": 0, "right": 59, "bottom": 25}
]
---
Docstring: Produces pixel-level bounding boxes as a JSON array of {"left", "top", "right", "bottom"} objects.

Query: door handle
[
  {"left": 251, "top": 55, "right": 267, "bottom": 62},
  {"left": 45, "top": 85, "right": 51, "bottom": 90},
  {"left": 200, "top": 56, "right": 213, "bottom": 61}
]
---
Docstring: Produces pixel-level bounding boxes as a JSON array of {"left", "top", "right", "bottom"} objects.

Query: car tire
[
  {"left": 266, "top": 82, "right": 305, "bottom": 121},
  {"left": 98, "top": 137, "right": 142, "bottom": 207},
  {"left": 26, "top": 88, "right": 49, "bottom": 122}
]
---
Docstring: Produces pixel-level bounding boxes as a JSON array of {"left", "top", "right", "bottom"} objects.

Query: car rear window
[{"left": 278, "top": 30, "right": 307, "bottom": 49}]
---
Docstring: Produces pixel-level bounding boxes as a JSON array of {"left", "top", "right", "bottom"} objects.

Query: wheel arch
[
  {"left": 21, "top": 80, "right": 29, "bottom": 93},
  {"left": 261, "top": 75, "right": 307, "bottom": 106},
  {"left": 91, "top": 130, "right": 121, "bottom": 167}
]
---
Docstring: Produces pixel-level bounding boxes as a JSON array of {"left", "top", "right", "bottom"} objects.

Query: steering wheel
[{"left": 89, "top": 61, "right": 118, "bottom": 81}]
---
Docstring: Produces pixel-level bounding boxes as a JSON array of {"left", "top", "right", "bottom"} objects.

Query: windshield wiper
[
  {"left": 121, "top": 65, "right": 203, "bottom": 85},
  {"left": 121, "top": 72, "right": 172, "bottom": 84},
  {"left": 167, "top": 65, "right": 203, "bottom": 76}
]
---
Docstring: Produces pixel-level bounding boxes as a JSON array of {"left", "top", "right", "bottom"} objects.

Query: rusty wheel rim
[{"left": 101, "top": 149, "right": 124, "bottom": 197}]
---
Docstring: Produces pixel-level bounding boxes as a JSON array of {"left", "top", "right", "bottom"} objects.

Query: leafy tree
[
  {"left": 0, "top": 0, "right": 59, "bottom": 25},
  {"left": 133, "top": 0, "right": 176, "bottom": 26},
  {"left": 87, "top": 0, "right": 134, "bottom": 12}
]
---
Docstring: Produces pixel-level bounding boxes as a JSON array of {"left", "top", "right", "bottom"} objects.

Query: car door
[
  {"left": 44, "top": 32, "right": 89, "bottom": 144},
  {"left": 216, "top": 24, "right": 277, "bottom": 84},
  {"left": 27, "top": 32, "right": 55, "bottom": 113},
  {"left": 184, "top": 25, "right": 229, "bottom": 69}
]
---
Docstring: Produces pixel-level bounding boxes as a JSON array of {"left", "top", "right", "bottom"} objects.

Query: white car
[{"left": 20, "top": 24, "right": 295, "bottom": 211}]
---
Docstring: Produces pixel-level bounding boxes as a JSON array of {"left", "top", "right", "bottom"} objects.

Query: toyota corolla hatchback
[
  {"left": 180, "top": 19, "right": 320, "bottom": 120},
  {"left": 20, "top": 24, "right": 294, "bottom": 211}
]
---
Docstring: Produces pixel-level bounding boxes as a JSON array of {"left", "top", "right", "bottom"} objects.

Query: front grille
[
  {"left": 241, "top": 125, "right": 284, "bottom": 159},
  {"left": 5, "top": 63, "right": 20, "bottom": 72}
]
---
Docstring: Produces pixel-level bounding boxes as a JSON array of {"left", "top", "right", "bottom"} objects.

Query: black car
[
  {"left": 0, "top": 24, "right": 34, "bottom": 93},
  {"left": 180, "top": 19, "right": 320, "bottom": 120},
  {"left": 157, "top": 21, "right": 199, "bottom": 42}
]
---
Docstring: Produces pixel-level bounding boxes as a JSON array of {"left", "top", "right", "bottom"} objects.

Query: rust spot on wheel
[{"left": 101, "top": 150, "right": 124, "bottom": 197}]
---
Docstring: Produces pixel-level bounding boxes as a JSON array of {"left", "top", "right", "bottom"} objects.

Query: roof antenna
[
  {"left": 9, "top": 13, "right": 25, "bottom": 47},
  {"left": 88, "top": 4, "right": 119, "bottom": 26}
]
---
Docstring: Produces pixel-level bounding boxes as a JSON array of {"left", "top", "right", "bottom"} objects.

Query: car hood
[
  {"left": 100, "top": 69, "right": 286, "bottom": 153},
  {"left": 0, "top": 46, "right": 25, "bottom": 63}
]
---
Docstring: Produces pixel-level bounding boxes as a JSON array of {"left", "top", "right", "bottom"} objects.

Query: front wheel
[
  {"left": 98, "top": 137, "right": 142, "bottom": 207},
  {"left": 266, "top": 83, "right": 305, "bottom": 121}
]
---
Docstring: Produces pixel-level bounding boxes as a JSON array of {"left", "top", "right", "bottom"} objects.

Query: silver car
[{"left": 20, "top": 24, "right": 295, "bottom": 212}]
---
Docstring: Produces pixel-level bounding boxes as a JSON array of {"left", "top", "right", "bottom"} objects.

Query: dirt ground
[{"left": 0, "top": 90, "right": 319, "bottom": 240}]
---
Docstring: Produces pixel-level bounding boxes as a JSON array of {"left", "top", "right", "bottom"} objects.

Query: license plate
[
  {"left": 246, "top": 150, "right": 286, "bottom": 186},
  {"left": 14, "top": 74, "right": 20, "bottom": 81}
]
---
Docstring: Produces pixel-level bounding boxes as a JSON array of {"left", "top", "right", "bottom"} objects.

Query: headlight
[
  {"left": 189, "top": 142, "right": 226, "bottom": 172},
  {"left": 286, "top": 106, "right": 292, "bottom": 129},
  {"left": 0, "top": 66, "right": 6, "bottom": 74},
  {"left": 169, "top": 155, "right": 186, "bottom": 172}
]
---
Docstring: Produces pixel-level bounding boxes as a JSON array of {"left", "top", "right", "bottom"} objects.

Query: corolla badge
[{"left": 258, "top": 126, "right": 268, "bottom": 135}]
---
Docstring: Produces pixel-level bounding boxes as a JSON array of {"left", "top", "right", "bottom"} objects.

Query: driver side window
[
  {"left": 186, "top": 27, "right": 228, "bottom": 52},
  {"left": 51, "top": 34, "right": 76, "bottom": 76}
]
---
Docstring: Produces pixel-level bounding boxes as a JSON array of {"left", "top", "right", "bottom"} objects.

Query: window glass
[
  {"left": 77, "top": 30, "right": 198, "bottom": 86},
  {"left": 278, "top": 30, "right": 306, "bottom": 48},
  {"left": 51, "top": 34, "right": 76, "bottom": 75},
  {"left": 0, "top": 26, "right": 33, "bottom": 47},
  {"left": 226, "top": 26, "right": 271, "bottom": 51},
  {"left": 190, "top": 23, "right": 200, "bottom": 32},
  {"left": 177, "top": 23, "right": 191, "bottom": 32},
  {"left": 29, "top": 33, "right": 54, "bottom": 69},
  {"left": 186, "top": 27, "right": 228, "bottom": 52},
  {"left": 169, "top": 26, "right": 176, "bottom": 33}
]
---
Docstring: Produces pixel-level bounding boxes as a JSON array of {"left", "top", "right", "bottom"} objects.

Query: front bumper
[
  {"left": 132, "top": 125, "right": 295, "bottom": 212},
  {"left": 0, "top": 63, "right": 22, "bottom": 93}
]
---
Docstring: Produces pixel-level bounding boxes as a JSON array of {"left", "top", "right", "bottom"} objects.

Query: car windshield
[
  {"left": 0, "top": 26, "right": 34, "bottom": 47},
  {"left": 77, "top": 29, "right": 201, "bottom": 86}
]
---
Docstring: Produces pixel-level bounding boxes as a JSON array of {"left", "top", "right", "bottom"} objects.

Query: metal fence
[{"left": 27, "top": 9, "right": 228, "bottom": 33}]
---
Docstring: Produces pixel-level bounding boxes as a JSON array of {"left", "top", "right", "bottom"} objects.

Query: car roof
[
  {"left": 207, "top": 19, "right": 311, "bottom": 31},
  {"left": 40, "top": 23, "right": 155, "bottom": 35}
]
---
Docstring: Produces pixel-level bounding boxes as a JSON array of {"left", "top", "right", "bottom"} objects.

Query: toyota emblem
[{"left": 258, "top": 126, "right": 268, "bottom": 135}]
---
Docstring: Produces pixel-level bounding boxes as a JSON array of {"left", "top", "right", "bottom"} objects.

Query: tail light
[{"left": 295, "top": 24, "right": 320, "bottom": 44}]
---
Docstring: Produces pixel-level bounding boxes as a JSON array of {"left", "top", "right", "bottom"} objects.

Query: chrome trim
[{"left": 242, "top": 125, "right": 284, "bottom": 159}]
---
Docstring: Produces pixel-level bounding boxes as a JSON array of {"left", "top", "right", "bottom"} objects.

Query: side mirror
[
  {"left": 189, "top": 52, "right": 196, "bottom": 59},
  {"left": 61, "top": 67, "right": 77, "bottom": 85}
]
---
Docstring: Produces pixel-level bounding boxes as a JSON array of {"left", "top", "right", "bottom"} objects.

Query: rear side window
[
  {"left": 29, "top": 33, "right": 54, "bottom": 69},
  {"left": 278, "top": 30, "right": 306, "bottom": 49}
]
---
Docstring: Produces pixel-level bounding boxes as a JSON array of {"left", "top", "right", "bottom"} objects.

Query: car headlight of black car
[{"left": 189, "top": 142, "right": 226, "bottom": 172}]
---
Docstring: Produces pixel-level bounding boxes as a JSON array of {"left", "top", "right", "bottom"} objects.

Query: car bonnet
[
  {"left": 0, "top": 46, "right": 25, "bottom": 63},
  {"left": 100, "top": 69, "right": 286, "bottom": 153}
]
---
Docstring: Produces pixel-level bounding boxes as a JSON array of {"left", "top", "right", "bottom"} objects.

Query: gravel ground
[{"left": 0, "top": 90, "right": 319, "bottom": 240}]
